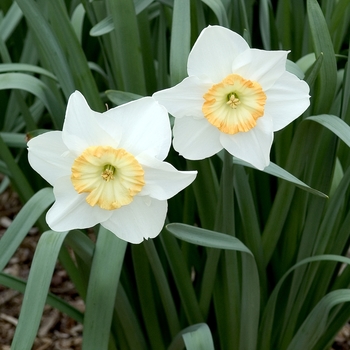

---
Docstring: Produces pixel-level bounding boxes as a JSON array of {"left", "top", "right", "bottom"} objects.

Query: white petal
[
  {"left": 27, "top": 131, "right": 74, "bottom": 185},
  {"left": 173, "top": 117, "right": 223, "bottom": 160},
  {"left": 220, "top": 114, "right": 274, "bottom": 170},
  {"left": 62, "top": 91, "right": 118, "bottom": 155},
  {"left": 103, "top": 97, "right": 171, "bottom": 160},
  {"left": 102, "top": 197, "right": 167, "bottom": 243},
  {"left": 232, "top": 49, "right": 289, "bottom": 90},
  {"left": 153, "top": 76, "right": 211, "bottom": 119},
  {"left": 46, "top": 176, "right": 112, "bottom": 231},
  {"left": 137, "top": 155, "right": 197, "bottom": 200},
  {"left": 188, "top": 25, "right": 250, "bottom": 82},
  {"left": 265, "top": 72, "right": 310, "bottom": 131}
]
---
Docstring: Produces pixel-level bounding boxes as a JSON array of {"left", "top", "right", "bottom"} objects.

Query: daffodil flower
[
  {"left": 153, "top": 25, "right": 310, "bottom": 170},
  {"left": 28, "top": 91, "right": 197, "bottom": 243}
]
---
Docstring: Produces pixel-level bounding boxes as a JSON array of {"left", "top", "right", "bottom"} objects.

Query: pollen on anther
[
  {"left": 227, "top": 94, "right": 241, "bottom": 109},
  {"left": 101, "top": 169, "right": 114, "bottom": 182}
]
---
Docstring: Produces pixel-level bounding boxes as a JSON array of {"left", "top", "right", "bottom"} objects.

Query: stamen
[
  {"left": 101, "top": 164, "right": 115, "bottom": 181},
  {"left": 226, "top": 93, "right": 241, "bottom": 109}
]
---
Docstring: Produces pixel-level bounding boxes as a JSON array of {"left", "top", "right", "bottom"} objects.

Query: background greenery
[{"left": 0, "top": 0, "right": 349, "bottom": 349}]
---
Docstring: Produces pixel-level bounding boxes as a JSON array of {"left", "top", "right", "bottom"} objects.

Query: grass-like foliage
[{"left": 0, "top": 0, "right": 349, "bottom": 349}]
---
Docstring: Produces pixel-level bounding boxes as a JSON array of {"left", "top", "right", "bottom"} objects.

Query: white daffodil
[
  {"left": 153, "top": 25, "right": 310, "bottom": 170},
  {"left": 28, "top": 91, "right": 197, "bottom": 243}
]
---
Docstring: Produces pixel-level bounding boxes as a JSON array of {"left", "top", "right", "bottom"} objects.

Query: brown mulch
[{"left": 0, "top": 183, "right": 350, "bottom": 350}]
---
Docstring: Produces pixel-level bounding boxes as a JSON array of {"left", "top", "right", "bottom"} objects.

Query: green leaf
[
  {"left": 89, "top": 0, "right": 154, "bottom": 37},
  {"left": 167, "top": 223, "right": 260, "bottom": 350},
  {"left": 259, "top": 254, "right": 350, "bottom": 349},
  {"left": 161, "top": 229, "right": 204, "bottom": 325},
  {"left": 105, "top": 89, "right": 143, "bottom": 106},
  {"left": 132, "top": 244, "right": 165, "bottom": 349},
  {"left": 47, "top": 0, "right": 103, "bottom": 111},
  {"left": 166, "top": 223, "right": 252, "bottom": 254},
  {"left": 107, "top": 0, "right": 147, "bottom": 95},
  {"left": 114, "top": 284, "right": 148, "bottom": 349},
  {"left": 186, "top": 158, "right": 219, "bottom": 230},
  {"left": 307, "top": 114, "right": 350, "bottom": 148},
  {"left": 200, "top": 0, "right": 229, "bottom": 27},
  {"left": 231, "top": 157, "right": 328, "bottom": 198},
  {"left": 82, "top": 227, "right": 127, "bottom": 350},
  {"left": 170, "top": 0, "right": 191, "bottom": 85},
  {"left": 287, "top": 290, "right": 350, "bottom": 350},
  {"left": 341, "top": 45, "right": 350, "bottom": 123},
  {"left": 0, "top": 132, "right": 26, "bottom": 148},
  {"left": 0, "top": 273, "right": 83, "bottom": 323},
  {"left": 286, "top": 59, "right": 305, "bottom": 80},
  {"left": 0, "top": 188, "right": 54, "bottom": 271},
  {"left": 0, "top": 132, "right": 34, "bottom": 202},
  {"left": 329, "top": 0, "right": 350, "bottom": 54},
  {"left": 89, "top": 16, "right": 114, "bottom": 37},
  {"left": 304, "top": 52, "right": 324, "bottom": 88},
  {"left": 0, "top": 2, "right": 22, "bottom": 41},
  {"left": 11, "top": 230, "right": 69, "bottom": 350},
  {"left": 143, "top": 240, "right": 181, "bottom": 337},
  {"left": 71, "top": 3, "right": 85, "bottom": 43},
  {"left": 0, "top": 63, "right": 57, "bottom": 80},
  {"left": 307, "top": 0, "right": 337, "bottom": 114},
  {"left": 15, "top": 0, "right": 75, "bottom": 98},
  {"left": 169, "top": 323, "right": 215, "bottom": 350},
  {"left": 0, "top": 72, "right": 64, "bottom": 128}
]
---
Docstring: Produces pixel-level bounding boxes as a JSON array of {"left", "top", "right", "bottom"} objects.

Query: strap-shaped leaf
[
  {"left": 11, "top": 230, "right": 69, "bottom": 350},
  {"left": 15, "top": 0, "right": 75, "bottom": 98},
  {"left": 0, "top": 73, "right": 64, "bottom": 128},
  {"left": 0, "top": 188, "right": 54, "bottom": 271},
  {"left": 170, "top": 0, "right": 191, "bottom": 85},
  {"left": 0, "top": 63, "right": 57, "bottom": 80},
  {"left": 166, "top": 223, "right": 251, "bottom": 254},
  {"left": 230, "top": 156, "right": 327, "bottom": 198},
  {"left": 169, "top": 323, "right": 215, "bottom": 350},
  {"left": 0, "top": 272, "right": 83, "bottom": 323},
  {"left": 166, "top": 223, "right": 260, "bottom": 350},
  {"left": 105, "top": 89, "right": 142, "bottom": 106},
  {"left": 307, "top": 114, "right": 350, "bottom": 148},
  {"left": 307, "top": 0, "right": 337, "bottom": 114},
  {"left": 260, "top": 254, "right": 350, "bottom": 349},
  {"left": 82, "top": 227, "right": 127, "bottom": 350}
]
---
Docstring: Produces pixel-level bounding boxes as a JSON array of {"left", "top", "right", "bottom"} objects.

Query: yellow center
[
  {"left": 202, "top": 74, "right": 267, "bottom": 134},
  {"left": 71, "top": 146, "right": 145, "bottom": 210}
]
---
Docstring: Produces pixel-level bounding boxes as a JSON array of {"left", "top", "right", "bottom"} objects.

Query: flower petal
[
  {"left": 62, "top": 91, "right": 119, "bottom": 155},
  {"left": 102, "top": 196, "right": 167, "bottom": 243},
  {"left": 137, "top": 155, "right": 197, "bottom": 200},
  {"left": 188, "top": 25, "right": 250, "bottom": 82},
  {"left": 104, "top": 97, "right": 171, "bottom": 160},
  {"left": 153, "top": 76, "right": 211, "bottom": 119},
  {"left": 265, "top": 71, "right": 310, "bottom": 131},
  {"left": 46, "top": 176, "right": 112, "bottom": 231},
  {"left": 173, "top": 117, "right": 223, "bottom": 160},
  {"left": 27, "top": 131, "right": 74, "bottom": 185},
  {"left": 232, "top": 49, "right": 289, "bottom": 90},
  {"left": 220, "top": 113, "right": 274, "bottom": 170}
]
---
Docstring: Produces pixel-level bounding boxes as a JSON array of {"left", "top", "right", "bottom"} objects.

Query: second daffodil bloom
[
  {"left": 153, "top": 25, "right": 310, "bottom": 170},
  {"left": 28, "top": 91, "right": 197, "bottom": 243}
]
